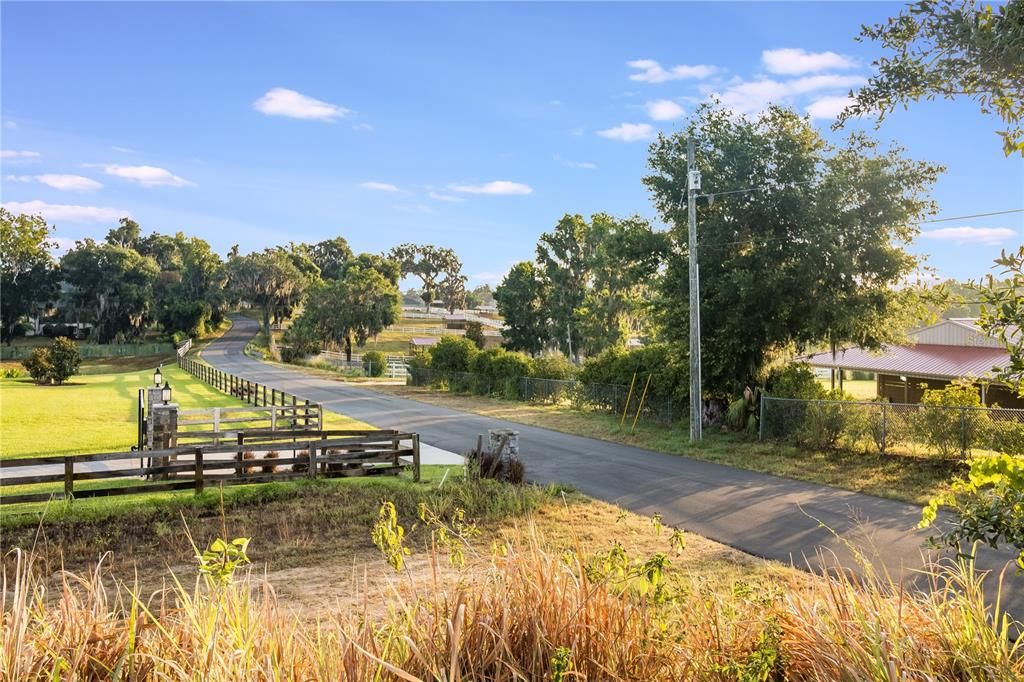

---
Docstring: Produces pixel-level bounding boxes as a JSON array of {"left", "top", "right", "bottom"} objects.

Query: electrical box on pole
[{"left": 687, "top": 138, "right": 703, "bottom": 442}]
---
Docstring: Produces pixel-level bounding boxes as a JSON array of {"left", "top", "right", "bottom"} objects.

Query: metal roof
[
  {"left": 803, "top": 343, "right": 1010, "bottom": 381},
  {"left": 409, "top": 337, "right": 439, "bottom": 346}
]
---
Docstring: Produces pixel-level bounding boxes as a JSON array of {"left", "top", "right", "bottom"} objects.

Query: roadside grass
[
  {"left": 365, "top": 385, "right": 957, "bottom": 505},
  {"left": 0, "top": 362, "right": 370, "bottom": 460},
  {"left": 7, "top": 483, "right": 1020, "bottom": 679}
]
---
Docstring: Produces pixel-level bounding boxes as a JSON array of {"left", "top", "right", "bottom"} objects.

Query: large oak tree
[{"left": 645, "top": 103, "right": 942, "bottom": 397}]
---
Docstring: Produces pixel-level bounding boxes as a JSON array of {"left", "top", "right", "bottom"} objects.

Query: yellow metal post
[
  {"left": 630, "top": 375, "right": 653, "bottom": 434},
  {"left": 620, "top": 371, "right": 639, "bottom": 427}
]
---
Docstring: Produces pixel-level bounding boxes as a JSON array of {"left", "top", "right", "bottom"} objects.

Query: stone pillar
[
  {"left": 151, "top": 403, "right": 179, "bottom": 449},
  {"left": 151, "top": 403, "right": 179, "bottom": 480},
  {"left": 488, "top": 428, "right": 519, "bottom": 457},
  {"left": 146, "top": 387, "right": 164, "bottom": 449}
]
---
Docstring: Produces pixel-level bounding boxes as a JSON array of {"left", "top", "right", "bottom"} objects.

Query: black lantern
[
  {"left": 153, "top": 365, "right": 163, "bottom": 387},
  {"left": 161, "top": 381, "right": 172, "bottom": 405}
]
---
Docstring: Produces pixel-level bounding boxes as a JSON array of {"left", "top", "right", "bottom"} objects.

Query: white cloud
[
  {"left": 101, "top": 164, "right": 194, "bottom": 187},
  {"left": 1, "top": 149, "right": 41, "bottom": 159},
  {"left": 450, "top": 180, "right": 533, "bottom": 196},
  {"left": 553, "top": 154, "right": 597, "bottom": 170},
  {"left": 645, "top": 99, "right": 685, "bottom": 121},
  {"left": 806, "top": 94, "right": 854, "bottom": 120},
  {"left": 429, "top": 191, "right": 465, "bottom": 202},
  {"left": 36, "top": 174, "right": 103, "bottom": 192},
  {"left": 361, "top": 181, "right": 401, "bottom": 192},
  {"left": 762, "top": 48, "right": 857, "bottom": 75},
  {"left": 920, "top": 226, "right": 1017, "bottom": 245},
  {"left": 5, "top": 174, "right": 103, "bottom": 191},
  {"left": 597, "top": 122, "right": 655, "bottom": 142},
  {"left": 627, "top": 59, "right": 717, "bottom": 83},
  {"left": 111, "top": 146, "right": 135, "bottom": 153},
  {"left": 392, "top": 204, "right": 435, "bottom": 214},
  {"left": 1, "top": 199, "right": 128, "bottom": 222},
  {"left": 712, "top": 74, "right": 866, "bottom": 115},
  {"left": 352, "top": 123, "right": 374, "bottom": 132},
  {"left": 252, "top": 87, "right": 350, "bottom": 122}
]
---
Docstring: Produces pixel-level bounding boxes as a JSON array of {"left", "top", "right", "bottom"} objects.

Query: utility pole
[{"left": 687, "top": 137, "right": 703, "bottom": 442}]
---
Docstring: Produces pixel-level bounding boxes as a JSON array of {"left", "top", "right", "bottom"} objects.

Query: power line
[
  {"left": 918, "top": 209, "right": 1024, "bottom": 224},
  {"left": 694, "top": 208, "right": 1024, "bottom": 250}
]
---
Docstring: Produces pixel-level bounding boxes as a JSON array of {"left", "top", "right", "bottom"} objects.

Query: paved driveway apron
[{"left": 207, "top": 315, "right": 1021, "bottom": 611}]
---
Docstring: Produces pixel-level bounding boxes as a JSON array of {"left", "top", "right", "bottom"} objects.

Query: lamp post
[
  {"left": 161, "top": 381, "right": 172, "bottom": 405},
  {"left": 153, "top": 365, "right": 163, "bottom": 387}
]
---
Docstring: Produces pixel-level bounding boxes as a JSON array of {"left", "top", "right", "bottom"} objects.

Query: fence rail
[
  {"left": 407, "top": 368, "right": 680, "bottom": 424},
  {"left": 0, "top": 429, "right": 421, "bottom": 506},
  {"left": 177, "top": 351, "right": 321, "bottom": 418},
  {"left": 760, "top": 395, "right": 1024, "bottom": 459}
]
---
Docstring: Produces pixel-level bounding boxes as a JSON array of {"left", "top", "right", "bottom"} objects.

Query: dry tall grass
[{"left": 3, "top": 529, "right": 1022, "bottom": 680}]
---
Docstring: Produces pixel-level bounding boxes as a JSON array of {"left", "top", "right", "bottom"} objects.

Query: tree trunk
[{"left": 344, "top": 333, "right": 353, "bottom": 362}]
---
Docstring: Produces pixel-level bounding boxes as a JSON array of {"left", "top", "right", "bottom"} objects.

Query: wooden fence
[
  {"left": 177, "top": 354, "right": 317, "bottom": 415},
  {"left": 175, "top": 404, "right": 323, "bottom": 442},
  {"left": 0, "top": 429, "right": 421, "bottom": 506}
]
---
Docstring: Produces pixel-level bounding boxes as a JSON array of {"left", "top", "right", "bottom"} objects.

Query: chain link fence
[
  {"left": 407, "top": 368, "right": 681, "bottom": 424},
  {"left": 760, "top": 396, "right": 1024, "bottom": 459}
]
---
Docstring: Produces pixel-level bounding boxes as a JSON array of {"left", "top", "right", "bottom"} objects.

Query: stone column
[
  {"left": 146, "top": 387, "right": 164, "bottom": 450},
  {"left": 151, "top": 403, "right": 179, "bottom": 479}
]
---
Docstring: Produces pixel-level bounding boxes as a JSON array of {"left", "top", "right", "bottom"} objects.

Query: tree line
[{"left": 0, "top": 212, "right": 476, "bottom": 361}]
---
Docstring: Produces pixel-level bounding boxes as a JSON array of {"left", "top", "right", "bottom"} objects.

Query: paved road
[{"left": 208, "top": 315, "right": 1020, "bottom": 607}]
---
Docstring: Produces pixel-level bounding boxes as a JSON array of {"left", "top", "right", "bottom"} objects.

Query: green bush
[
  {"left": 171, "top": 330, "right": 188, "bottom": 347},
  {"left": 530, "top": 352, "right": 578, "bottom": 380},
  {"left": 21, "top": 338, "right": 81, "bottom": 385},
  {"left": 797, "top": 389, "right": 856, "bottom": 450},
  {"left": 280, "top": 318, "right": 320, "bottom": 364},
  {"left": 914, "top": 382, "right": 985, "bottom": 459},
  {"left": 407, "top": 350, "right": 432, "bottom": 371},
  {"left": 767, "top": 363, "right": 826, "bottom": 400},
  {"left": 470, "top": 348, "right": 533, "bottom": 398},
  {"left": 22, "top": 347, "right": 53, "bottom": 383},
  {"left": 363, "top": 350, "right": 386, "bottom": 377},
  {"left": 430, "top": 336, "right": 478, "bottom": 374},
  {"left": 989, "top": 418, "right": 1024, "bottom": 457},
  {"left": 578, "top": 343, "right": 688, "bottom": 403}
]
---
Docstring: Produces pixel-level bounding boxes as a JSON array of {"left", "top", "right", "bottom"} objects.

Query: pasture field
[{"left": 0, "top": 363, "right": 369, "bottom": 460}]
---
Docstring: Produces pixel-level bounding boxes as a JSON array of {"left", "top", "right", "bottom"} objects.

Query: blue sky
[{"left": 2, "top": 1, "right": 1021, "bottom": 287}]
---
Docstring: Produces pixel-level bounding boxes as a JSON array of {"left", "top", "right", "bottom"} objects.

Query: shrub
[
  {"left": 430, "top": 336, "right": 478, "bottom": 374},
  {"left": 280, "top": 318, "right": 320, "bottom": 364},
  {"left": 464, "top": 320, "right": 486, "bottom": 349},
  {"left": 914, "top": 381, "right": 986, "bottom": 459},
  {"left": 767, "top": 363, "right": 826, "bottom": 400},
  {"left": 2, "top": 367, "right": 24, "bottom": 379},
  {"left": 21, "top": 338, "right": 81, "bottom": 385},
  {"left": 47, "top": 338, "right": 81, "bottom": 384},
  {"left": 171, "top": 330, "right": 188, "bottom": 347},
  {"left": 407, "top": 349, "right": 432, "bottom": 371},
  {"left": 579, "top": 343, "right": 688, "bottom": 404},
  {"left": 363, "top": 350, "right": 385, "bottom": 377},
  {"left": 531, "top": 352, "right": 578, "bottom": 380},
  {"left": 21, "top": 347, "right": 52, "bottom": 383},
  {"left": 469, "top": 348, "right": 533, "bottom": 398},
  {"left": 797, "top": 389, "right": 855, "bottom": 450}
]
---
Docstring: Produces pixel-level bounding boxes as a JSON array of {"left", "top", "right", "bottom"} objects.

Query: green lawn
[
  {"left": 819, "top": 377, "right": 878, "bottom": 400},
  {"left": 0, "top": 362, "right": 369, "bottom": 459}
]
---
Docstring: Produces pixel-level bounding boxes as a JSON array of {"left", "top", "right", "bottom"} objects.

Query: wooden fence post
[
  {"left": 236, "top": 432, "right": 244, "bottom": 478},
  {"left": 413, "top": 434, "right": 421, "bottom": 482},
  {"left": 64, "top": 459, "right": 74, "bottom": 499},
  {"left": 194, "top": 447, "right": 204, "bottom": 495},
  {"left": 308, "top": 442, "right": 317, "bottom": 479}
]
